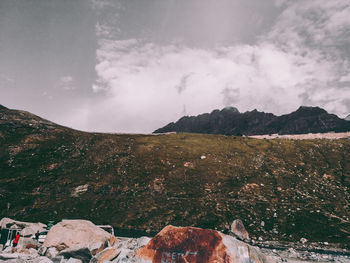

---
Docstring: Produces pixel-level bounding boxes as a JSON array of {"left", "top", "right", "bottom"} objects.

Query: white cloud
[
  {"left": 57, "top": 75, "right": 75, "bottom": 91},
  {"left": 340, "top": 74, "right": 350, "bottom": 83},
  {"left": 67, "top": 0, "right": 350, "bottom": 133},
  {"left": 86, "top": 40, "right": 319, "bottom": 132}
]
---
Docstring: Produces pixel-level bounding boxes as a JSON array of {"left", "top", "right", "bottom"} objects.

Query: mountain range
[{"left": 154, "top": 106, "right": 350, "bottom": 135}]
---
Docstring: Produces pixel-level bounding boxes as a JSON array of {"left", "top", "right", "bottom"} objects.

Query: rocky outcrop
[
  {"left": 43, "top": 220, "right": 113, "bottom": 251},
  {"left": 137, "top": 225, "right": 272, "bottom": 263},
  {"left": 154, "top": 106, "right": 350, "bottom": 135}
]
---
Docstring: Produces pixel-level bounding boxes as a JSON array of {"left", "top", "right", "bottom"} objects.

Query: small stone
[
  {"left": 58, "top": 247, "right": 92, "bottom": 262},
  {"left": 200, "top": 155, "right": 206, "bottom": 159},
  {"left": 230, "top": 219, "right": 250, "bottom": 241},
  {"left": 45, "top": 247, "right": 59, "bottom": 258},
  {"left": 31, "top": 256, "right": 54, "bottom": 263},
  {"left": 91, "top": 247, "right": 120, "bottom": 263},
  {"left": 260, "top": 221, "right": 265, "bottom": 227},
  {"left": 288, "top": 248, "right": 299, "bottom": 258},
  {"left": 300, "top": 237, "right": 308, "bottom": 244},
  {"left": 66, "top": 258, "right": 82, "bottom": 263}
]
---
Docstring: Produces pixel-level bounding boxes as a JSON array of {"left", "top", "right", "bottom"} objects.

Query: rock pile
[
  {"left": 0, "top": 218, "right": 47, "bottom": 237},
  {"left": 1, "top": 218, "right": 349, "bottom": 263}
]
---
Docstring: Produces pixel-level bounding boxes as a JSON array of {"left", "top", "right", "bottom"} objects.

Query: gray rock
[
  {"left": 89, "top": 242, "right": 105, "bottom": 256},
  {"left": 111, "top": 248, "right": 133, "bottom": 263},
  {"left": 31, "top": 256, "right": 54, "bottom": 263},
  {"left": 0, "top": 259, "right": 26, "bottom": 263},
  {"left": 230, "top": 219, "right": 250, "bottom": 241},
  {"left": 2, "top": 246, "right": 13, "bottom": 253},
  {"left": 58, "top": 247, "right": 91, "bottom": 263},
  {"left": 46, "top": 247, "right": 59, "bottom": 259},
  {"left": 136, "top": 237, "right": 151, "bottom": 248},
  {"left": 66, "top": 258, "right": 82, "bottom": 263},
  {"left": 90, "top": 247, "right": 120, "bottom": 263},
  {"left": 51, "top": 256, "right": 65, "bottom": 263},
  {"left": 38, "top": 246, "right": 48, "bottom": 256}
]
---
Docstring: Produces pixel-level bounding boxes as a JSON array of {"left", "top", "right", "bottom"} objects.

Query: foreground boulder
[
  {"left": 137, "top": 225, "right": 273, "bottom": 263},
  {"left": 43, "top": 220, "right": 113, "bottom": 252}
]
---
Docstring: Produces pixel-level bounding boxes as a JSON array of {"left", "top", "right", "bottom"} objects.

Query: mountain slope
[
  {"left": 1, "top": 105, "right": 350, "bottom": 246},
  {"left": 154, "top": 106, "right": 350, "bottom": 135}
]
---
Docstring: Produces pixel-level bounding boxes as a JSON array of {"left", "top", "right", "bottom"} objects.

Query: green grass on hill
[{"left": 0, "top": 108, "right": 350, "bottom": 246}]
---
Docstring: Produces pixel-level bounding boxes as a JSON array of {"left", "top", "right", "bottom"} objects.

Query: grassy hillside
[{"left": 0, "top": 106, "right": 350, "bottom": 246}]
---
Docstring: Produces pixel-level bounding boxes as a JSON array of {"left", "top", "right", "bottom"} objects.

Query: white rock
[
  {"left": 31, "top": 256, "right": 54, "bottom": 263},
  {"left": 46, "top": 247, "right": 59, "bottom": 258},
  {"left": 29, "top": 247, "right": 39, "bottom": 255},
  {"left": 0, "top": 252, "right": 19, "bottom": 260},
  {"left": 71, "top": 184, "right": 89, "bottom": 197},
  {"left": 136, "top": 237, "right": 151, "bottom": 248},
  {"left": 43, "top": 220, "right": 112, "bottom": 251},
  {"left": 3, "top": 246, "right": 13, "bottom": 253},
  {"left": 66, "top": 258, "right": 82, "bottom": 263},
  {"left": 111, "top": 248, "right": 132, "bottom": 262},
  {"left": 287, "top": 248, "right": 299, "bottom": 258},
  {"left": 300, "top": 237, "right": 308, "bottom": 244}
]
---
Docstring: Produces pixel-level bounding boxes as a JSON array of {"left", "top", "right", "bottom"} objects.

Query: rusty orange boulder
[{"left": 137, "top": 225, "right": 273, "bottom": 263}]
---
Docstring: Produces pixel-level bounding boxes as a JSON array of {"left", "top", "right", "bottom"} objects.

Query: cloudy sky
[{"left": 1, "top": 0, "right": 350, "bottom": 133}]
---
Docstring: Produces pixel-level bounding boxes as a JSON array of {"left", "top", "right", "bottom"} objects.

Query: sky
[{"left": 1, "top": 0, "right": 350, "bottom": 133}]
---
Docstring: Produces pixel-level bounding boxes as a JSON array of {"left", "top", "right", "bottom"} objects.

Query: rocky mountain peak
[
  {"left": 293, "top": 106, "right": 327, "bottom": 116},
  {"left": 154, "top": 106, "right": 350, "bottom": 135},
  {"left": 222, "top": 106, "right": 239, "bottom": 113}
]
